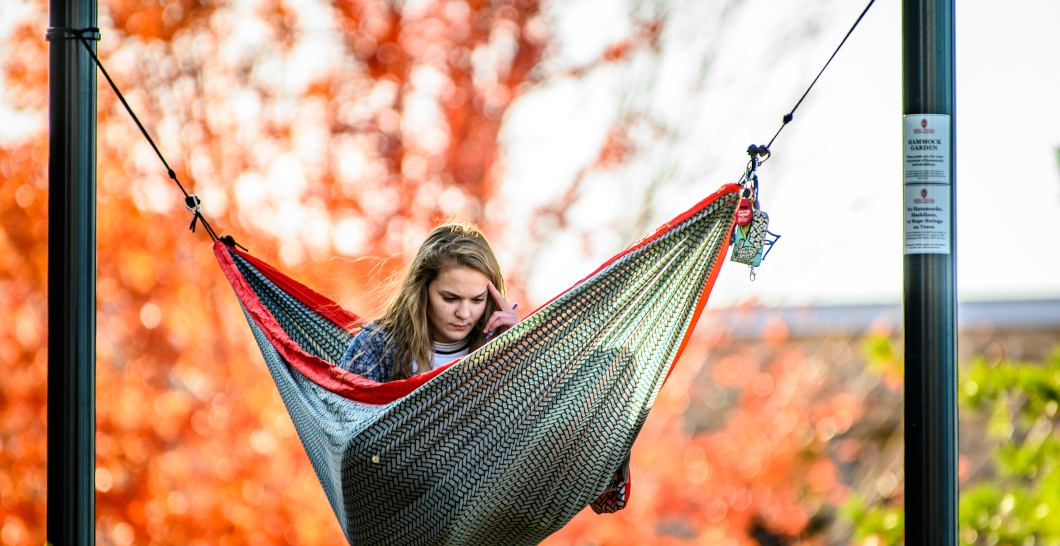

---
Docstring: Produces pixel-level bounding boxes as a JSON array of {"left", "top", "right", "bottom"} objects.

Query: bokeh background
[{"left": 2, "top": 0, "right": 1059, "bottom": 544}]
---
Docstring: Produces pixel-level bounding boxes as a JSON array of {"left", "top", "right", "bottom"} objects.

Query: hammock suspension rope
[
  {"left": 55, "top": 0, "right": 876, "bottom": 250},
  {"left": 761, "top": 0, "right": 878, "bottom": 153},
  {"left": 48, "top": 25, "right": 224, "bottom": 244},
  {"left": 730, "top": 0, "right": 876, "bottom": 277}
]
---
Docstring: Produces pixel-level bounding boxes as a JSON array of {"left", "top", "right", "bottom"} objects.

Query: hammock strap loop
[
  {"left": 742, "top": 145, "right": 765, "bottom": 207},
  {"left": 185, "top": 195, "right": 208, "bottom": 235},
  {"left": 185, "top": 195, "right": 202, "bottom": 213},
  {"left": 46, "top": 27, "right": 101, "bottom": 42}
]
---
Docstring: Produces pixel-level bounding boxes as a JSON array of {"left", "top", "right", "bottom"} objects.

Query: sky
[{"left": 496, "top": 0, "right": 1060, "bottom": 308}]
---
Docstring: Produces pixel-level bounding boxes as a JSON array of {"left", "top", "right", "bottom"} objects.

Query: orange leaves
[
  {"left": 807, "top": 459, "right": 838, "bottom": 495},
  {"left": 120, "top": 250, "right": 163, "bottom": 294},
  {"left": 564, "top": 17, "right": 664, "bottom": 78},
  {"left": 712, "top": 354, "right": 758, "bottom": 387},
  {"left": 107, "top": 0, "right": 210, "bottom": 42},
  {"left": 0, "top": 135, "right": 50, "bottom": 544},
  {"left": 594, "top": 126, "right": 634, "bottom": 171},
  {"left": 121, "top": 7, "right": 167, "bottom": 41},
  {"left": 3, "top": 9, "right": 48, "bottom": 112}
]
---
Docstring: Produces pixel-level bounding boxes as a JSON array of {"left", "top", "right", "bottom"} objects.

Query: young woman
[{"left": 338, "top": 222, "right": 519, "bottom": 382}]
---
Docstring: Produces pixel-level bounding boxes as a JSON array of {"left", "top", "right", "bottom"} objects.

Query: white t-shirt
[{"left": 431, "top": 339, "right": 470, "bottom": 369}]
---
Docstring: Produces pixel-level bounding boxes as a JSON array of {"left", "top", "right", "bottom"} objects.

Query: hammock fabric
[{"left": 215, "top": 184, "right": 741, "bottom": 546}]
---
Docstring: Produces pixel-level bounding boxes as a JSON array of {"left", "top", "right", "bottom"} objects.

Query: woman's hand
[{"left": 483, "top": 281, "right": 519, "bottom": 338}]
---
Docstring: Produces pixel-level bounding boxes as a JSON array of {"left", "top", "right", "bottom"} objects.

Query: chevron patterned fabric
[{"left": 214, "top": 184, "right": 740, "bottom": 546}]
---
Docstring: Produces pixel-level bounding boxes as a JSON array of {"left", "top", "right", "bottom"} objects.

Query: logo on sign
[
  {"left": 914, "top": 118, "right": 936, "bottom": 134},
  {"left": 914, "top": 188, "right": 936, "bottom": 204}
]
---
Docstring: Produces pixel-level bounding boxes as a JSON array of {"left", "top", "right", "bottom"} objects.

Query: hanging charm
[
  {"left": 731, "top": 146, "right": 780, "bottom": 279},
  {"left": 735, "top": 196, "right": 754, "bottom": 226}
]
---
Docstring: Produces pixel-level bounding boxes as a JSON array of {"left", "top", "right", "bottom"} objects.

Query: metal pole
[
  {"left": 47, "top": 0, "right": 98, "bottom": 542},
  {"left": 902, "top": 0, "right": 957, "bottom": 544}
]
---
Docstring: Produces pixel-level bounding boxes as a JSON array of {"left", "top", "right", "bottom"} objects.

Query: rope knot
[
  {"left": 185, "top": 195, "right": 202, "bottom": 232},
  {"left": 747, "top": 144, "right": 770, "bottom": 158},
  {"left": 220, "top": 235, "right": 247, "bottom": 251},
  {"left": 46, "top": 27, "right": 101, "bottom": 42}
]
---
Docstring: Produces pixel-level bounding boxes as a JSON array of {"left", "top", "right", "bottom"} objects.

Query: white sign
[
  {"left": 903, "top": 114, "right": 951, "bottom": 254},
  {"left": 904, "top": 185, "right": 951, "bottom": 254}
]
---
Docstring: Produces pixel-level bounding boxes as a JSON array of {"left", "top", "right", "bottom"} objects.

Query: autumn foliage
[{"left": 2, "top": 0, "right": 880, "bottom": 545}]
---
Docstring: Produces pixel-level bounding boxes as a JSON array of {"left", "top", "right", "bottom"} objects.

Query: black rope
[
  {"left": 730, "top": 1, "right": 874, "bottom": 272},
  {"left": 48, "top": 26, "right": 231, "bottom": 246},
  {"left": 763, "top": 0, "right": 876, "bottom": 152}
]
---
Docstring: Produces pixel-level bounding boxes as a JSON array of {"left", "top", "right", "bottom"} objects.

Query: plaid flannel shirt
[{"left": 338, "top": 323, "right": 400, "bottom": 383}]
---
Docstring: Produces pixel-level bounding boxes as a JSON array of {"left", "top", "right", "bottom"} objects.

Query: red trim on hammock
[
  {"left": 639, "top": 184, "right": 740, "bottom": 384},
  {"left": 663, "top": 216, "right": 735, "bottom": 385},
  {"left": 220, "top": 243, "right": 365, "bottom": 331},
  {"left": 214, "top": 243, "right": 450, "bottom": 404}
]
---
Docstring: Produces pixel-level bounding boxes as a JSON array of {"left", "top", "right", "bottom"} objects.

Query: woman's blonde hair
[{"left": 376, "top": 222, "right": 506, "bottom": 380}]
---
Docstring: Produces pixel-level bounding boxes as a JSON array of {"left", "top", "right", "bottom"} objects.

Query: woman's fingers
[
  {"left": 484, "top": 312, "right": 511, "bottom": 333},
  {"left": 484, "top": 316, "right": 501, "bottom": 336},
  {"left": 484, "top": 308, "right": 520, "bottom": 337},
  {"left": 486, "top": 281, "right": 512, "bottom": 311},
  {"left": 484, "top": 281, "right": 522, "bottom": 338}
]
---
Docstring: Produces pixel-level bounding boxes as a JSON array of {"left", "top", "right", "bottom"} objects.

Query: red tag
[{"left": 735, "top": 198, "right": 753, "bottom": 226}]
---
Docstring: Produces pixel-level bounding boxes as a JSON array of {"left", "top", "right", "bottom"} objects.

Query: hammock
[{"left": 215, "top": 184, "right": 740, "bottom": 546}]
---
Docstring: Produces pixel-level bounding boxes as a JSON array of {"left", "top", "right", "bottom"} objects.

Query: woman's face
[{"left": 426, "top": 266, "right": 489, "bottom": 344}]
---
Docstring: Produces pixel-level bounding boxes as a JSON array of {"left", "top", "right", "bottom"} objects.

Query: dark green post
[
  {"left": 902, "top": 0, "right": 957, "bottom": 544},
  {"left": 47, "top": 0, "right": 98, "bottom": 543}
]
